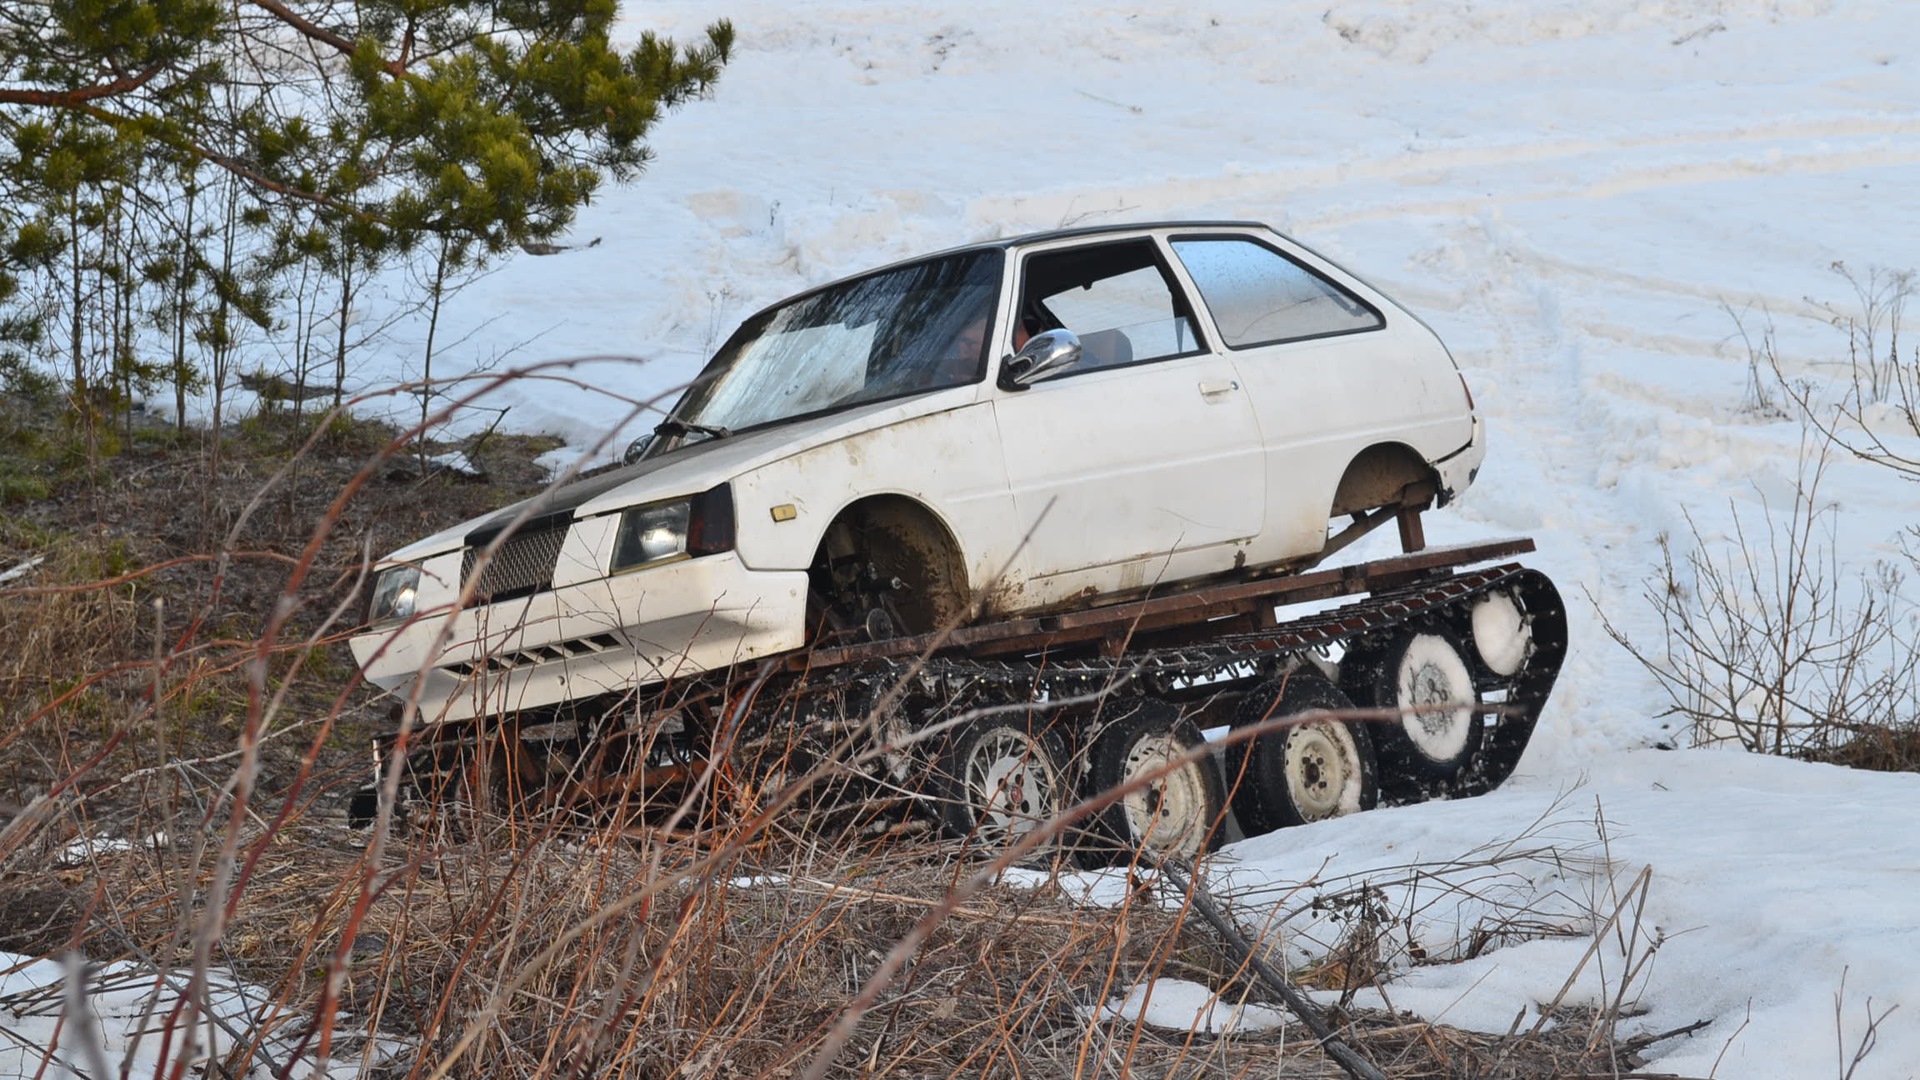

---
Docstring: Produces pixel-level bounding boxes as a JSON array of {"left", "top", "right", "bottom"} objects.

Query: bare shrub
[
  {"left": 1833, "top": 968, "right": 1900, "bottom": 1080},
  {"left": 1198, "top": 791, "right": 1689, "bottom": 1077},
  {"left": 1723, "top": 301, "right": 1787, "bottom": 419},
  {"left": 1786, "top": 263, "right": 1920, "bottom": 484},
  {"left": 1216, "top": 788, "right": 1606, "bottom": 981},
  {"left": 1607, "top": 265, "right": 1920, "bottom": 770},
  {"left": 1600, "top": 442, "right": 1920, "bottom": 760},
  {"left": 1818, "top": 263, "right": 1912, "bottom": 412}
]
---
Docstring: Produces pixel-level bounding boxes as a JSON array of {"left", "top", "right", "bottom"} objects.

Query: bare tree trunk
[
  {"left": 175, "top": 175, "right": 197, "bottom": 432},
  {"left": 331, "top": 246, "right": 354, "bottom": 416},
  {"left": 419, "top": 235, "right": 451, "bottom": 474},
  {"left": 68, "top": 198, "right": 84, "bottom": 399}
]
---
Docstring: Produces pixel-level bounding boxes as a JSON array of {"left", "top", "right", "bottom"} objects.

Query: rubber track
[
  {"left": 805, "top": 562, "right": 1569, "bottom": 806},
  {"left": 361, "top": 562, "right": 1568, "bottom": 824}
]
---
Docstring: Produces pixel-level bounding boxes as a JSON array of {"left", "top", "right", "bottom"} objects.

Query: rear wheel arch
[{"left": 1329, "top": 442, "right": 1439, "bottom": 517}]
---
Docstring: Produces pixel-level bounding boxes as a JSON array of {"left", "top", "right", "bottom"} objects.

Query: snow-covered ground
[{"left": 86, "top": 1, "right": 1920, "bottom": 1076}]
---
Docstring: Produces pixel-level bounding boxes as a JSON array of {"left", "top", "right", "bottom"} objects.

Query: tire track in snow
[
  {"left": 1303, "top": 142, "right": 1920, "bottom": 230},
  {"left": 968, "top": 112, "right": 1920, "bottom": 234},
  {"left": 1429, "top": 212, "right": 1756, "bottom": 763},
  {"left": 1443, "top": 244, "right": 1837, "bottom": 326}
]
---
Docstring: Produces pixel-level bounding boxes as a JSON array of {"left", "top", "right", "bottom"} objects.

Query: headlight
[
  {"left": 368, "top": 566, "right": 420, "bottom": 625},
  {"left": 611, "top": 484, "right": 735, "bottom": 574},
  {"left": 613, "top": 501, "right": 692, "bottom": 570}
]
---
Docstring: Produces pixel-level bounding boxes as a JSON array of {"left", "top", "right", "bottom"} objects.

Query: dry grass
[
  {"left": 34, "top": 822, "right": 1234, "bottom": 1077},
  {"left": 0, "top": 532, "right": 144, "bottom": 732},
  {"left": 0, "top": 404, "right": 1661, "bottom": 1080},
  {"left": 7, "top": 800, "right": 1658, "bottom": 1080},
  {"left": 1803, "top": 723, "right": 1920, "bottom": 773}
]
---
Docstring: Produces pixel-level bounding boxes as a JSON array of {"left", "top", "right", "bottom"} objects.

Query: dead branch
[{"left": 1154, "top": 857, "right": 1388, "bottom": 1080}]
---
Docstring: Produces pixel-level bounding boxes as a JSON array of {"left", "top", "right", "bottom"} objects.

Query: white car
[{"left": 353, "top": 222, "right": 1484, "bottom": 723}]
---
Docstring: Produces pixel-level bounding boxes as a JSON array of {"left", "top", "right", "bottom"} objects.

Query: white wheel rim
[
  {"left": 1396, "top": 633, "right": 1476, "bottom": 763},
  {"left": 1283, "top": 721, "right": 1364, "bottom": 821},
  {"left": 1119, "top": 733, "right": 1212, "bottom": 856},
  {"left": 966, "top": 730, "right": 1056, "bottom": 845}
]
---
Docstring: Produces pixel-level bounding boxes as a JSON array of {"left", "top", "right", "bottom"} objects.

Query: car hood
[{"left": 383, "top": 390, "right": 974, "bottom": 563}]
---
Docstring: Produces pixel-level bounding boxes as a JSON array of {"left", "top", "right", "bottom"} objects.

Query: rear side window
[{"left": 1171, "top": 237, "right": 1383, "bottom": 348}]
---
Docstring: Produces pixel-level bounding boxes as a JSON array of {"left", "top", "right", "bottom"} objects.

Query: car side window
[
  {"left": 1171, "top": 237, "right": 1383, "bottom": 348},
  {"left": 1019, "top": 240, "right": 1203, "bottom": 373}
]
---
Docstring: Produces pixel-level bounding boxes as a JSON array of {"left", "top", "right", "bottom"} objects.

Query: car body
[{"left": 352, "top": 221, "right": 1483, "bottom": 723}]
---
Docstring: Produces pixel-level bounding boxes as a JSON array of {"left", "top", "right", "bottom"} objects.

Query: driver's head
[
  {"left": 932, "top": 313, "right": 989, "bottom": 384},
  {"left": 947, "top": 314, "right": 988, "bottom": 363}
]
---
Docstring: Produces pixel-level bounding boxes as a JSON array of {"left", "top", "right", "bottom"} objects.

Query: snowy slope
[{"left": 210, "top": 1, "right": 1920, "bottom": 1075}]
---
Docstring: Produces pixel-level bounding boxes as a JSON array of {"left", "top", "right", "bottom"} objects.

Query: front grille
[{"left": 462, "top": 524, "right": 569, "bottom": 602}]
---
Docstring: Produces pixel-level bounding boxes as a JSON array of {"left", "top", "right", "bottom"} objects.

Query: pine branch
[
  {"left": 242, "top": 0, "right": 408, "bottom": 78},
  {"left": 0, "top": 63, "right": 169, "bottom": 107}
]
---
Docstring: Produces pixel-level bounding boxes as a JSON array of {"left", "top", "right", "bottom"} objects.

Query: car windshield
[{"left": 671, "top": 249, "right": 1004, "bottom": 436}]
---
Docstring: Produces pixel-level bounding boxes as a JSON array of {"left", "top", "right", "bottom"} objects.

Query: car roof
[
  {"left": 742, "top": 220, "right": 1271, "bottom": 323},
  {"left": 918, "top": 219, "right": 1268, "bottom": 260}
]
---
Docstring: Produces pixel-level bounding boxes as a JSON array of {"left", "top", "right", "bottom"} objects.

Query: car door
[
  {"left": 1166, "top": 232, "right": 1461, "bottom": 563},
  {"left": 990, "top": 236, "right": 1265, "bottom": 606}
]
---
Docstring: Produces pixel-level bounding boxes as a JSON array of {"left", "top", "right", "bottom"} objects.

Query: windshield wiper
[{"left": 654, "top": 418, "right": 733, "bottom": 441}]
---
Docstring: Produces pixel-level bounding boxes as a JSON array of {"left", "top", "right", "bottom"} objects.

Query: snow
[
  {"left": 0, "top": 952, "right": 403, "bottom": 1080},
  {"left": 0, "top": 558, "right": 44, "bottom": 588},
  {"left": 1096, "top": 978, "right": 1288, "bottom": 1037},
  {"left": 1469, "top": 590, "right": 1532, "bottom": 676},
  {"left": 103, "top": 0, "right": 1920, "bottom": 1075},
  {"left": 1212, "top": 754, "right": 1920, "bottom": 1075}
]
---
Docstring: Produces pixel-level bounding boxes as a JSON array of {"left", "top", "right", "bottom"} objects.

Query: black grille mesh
[{"left": 462, "top": 524, "right": 568, "bottom": 602}]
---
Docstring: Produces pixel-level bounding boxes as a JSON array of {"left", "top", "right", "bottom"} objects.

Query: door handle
[{"left": 1198, "top": 379, "right": 1240, "bottom": 398}]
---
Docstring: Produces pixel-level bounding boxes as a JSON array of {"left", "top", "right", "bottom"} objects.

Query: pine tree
[{"left": 0, "top": 0, "right": 732, "bottom": 412}]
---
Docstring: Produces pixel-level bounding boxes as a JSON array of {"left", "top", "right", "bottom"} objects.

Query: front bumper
[{"left": 349, "top": 552, "right": 809, "bottom": 724}]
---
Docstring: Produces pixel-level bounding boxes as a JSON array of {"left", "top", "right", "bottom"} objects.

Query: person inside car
[{"left": 915, "top": 312, "right": 1039, "bottom": 390}]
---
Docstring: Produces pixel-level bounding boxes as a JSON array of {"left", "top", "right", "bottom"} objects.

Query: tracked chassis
[{"left": 358, "top": 538, "right": 1566, "bottom": 854}]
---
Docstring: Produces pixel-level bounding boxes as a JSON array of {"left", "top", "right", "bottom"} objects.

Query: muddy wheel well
[
  {"left": 1330, "top": 444, "right": 1438, "bottom": 517},
  {"left": 811, "top": 496, "right": 971, "bottom": 635}
]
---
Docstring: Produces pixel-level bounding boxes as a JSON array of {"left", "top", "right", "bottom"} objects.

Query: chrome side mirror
[
  {"left": 622, "top": 432, "right": 655, "bottom": 465},
  {"left": 998, "top": 328, "right": 1081, "bottom": 390}
]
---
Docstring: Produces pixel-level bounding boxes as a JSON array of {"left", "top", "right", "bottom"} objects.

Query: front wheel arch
[{"left": 807, "top": 495, "right": 972, "bottom": 639}]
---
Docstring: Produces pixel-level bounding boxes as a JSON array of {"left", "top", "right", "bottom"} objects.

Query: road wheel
[
  {"left": 1226, "top": 674, "right": 1377, "bottom": 835},
  {"left": 930, "top": 715, "right": 1069, "bottom": 854},
  {"left": 1344, "top": 626, "right": 1482, "bottom": 781},
  {"left": 1076, "top": 698, "right": 1226, "bottom": 867}
]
